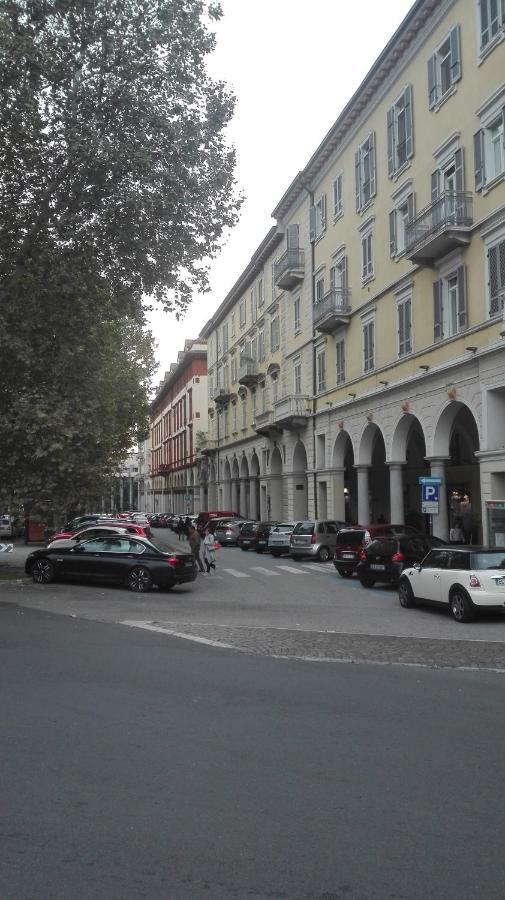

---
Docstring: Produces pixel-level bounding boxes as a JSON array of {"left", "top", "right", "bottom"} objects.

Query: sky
[{"left": 149, "top": 0, "right": 414, "bottom": 387}]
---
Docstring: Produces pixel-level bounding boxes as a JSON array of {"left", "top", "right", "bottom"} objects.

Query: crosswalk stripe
[
  {"left": 249, "top": 566, "right": 280, "bottom": 576},
  {"left": 222, "top": 568, "right": 251, "bottom": 578},
  {"left": 302, "top": 563, "right": 328, "bottom": 571},
  {"left": 275, "top": 565, "right": 310, "bottom": 575}
]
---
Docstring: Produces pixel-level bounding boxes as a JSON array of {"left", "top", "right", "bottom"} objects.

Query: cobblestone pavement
[{"left": 122, "top": 620, "right": 505, "bottom": 672}]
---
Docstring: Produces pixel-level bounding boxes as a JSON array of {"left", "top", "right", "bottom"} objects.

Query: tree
[
  {"left": 0, "top": 0, "right": 241, "bottom": 311},
  {"left": 0, "top": 0, "right": 240, "bottom": 510}
]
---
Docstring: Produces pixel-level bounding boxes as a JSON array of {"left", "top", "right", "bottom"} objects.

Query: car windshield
[
  {"left": 471, "top": 552, "right": 505, "bottom": 570},
  {"left": 272, "top": 524, "right": 295, "bottom": 533},
  {"left": 293, "top": 522, "right": 314, "bottom": 535},
  {"left": 336, "top": 530, "right": 366, "bottom": 546}
]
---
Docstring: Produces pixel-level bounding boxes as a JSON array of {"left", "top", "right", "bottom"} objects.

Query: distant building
[{"left": 149, "top": 339, "right": 207, "bottom": 514}]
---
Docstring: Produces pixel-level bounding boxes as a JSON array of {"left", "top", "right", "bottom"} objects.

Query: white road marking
[
  {"left": 275, "top": 565, "right": 310, "bottom": 575},
  {"left": 222, "top": 568, "right": 251, "bottom": 578},
  {"left": 302, "top": 563, "right": 329, "bottom": 572},
  {"left": 249, "top": 566, "right": 280, "bottom": 576}
]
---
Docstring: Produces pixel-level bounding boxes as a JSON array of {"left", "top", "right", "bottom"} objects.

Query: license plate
[
  {"left": 242, "top": 541, "right": 250, "bottom": 545},
  {"left": 341, "top": 553, "right": 354, "bottom": 559},
  {"left": 495, "top": 578, "right": 505, "bottom": 586},
  {"left": 370, "top": 564, "right": 385, "bottom": 570}
]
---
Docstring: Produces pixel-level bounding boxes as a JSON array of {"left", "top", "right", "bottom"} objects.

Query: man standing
[{"left": 187, "top": 526, "right": 205, "bottom": 573}]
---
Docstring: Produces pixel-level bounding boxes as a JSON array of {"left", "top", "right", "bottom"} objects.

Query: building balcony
[
  {"left": 210, "top": 385, "right": 232, "bottom": 405},
  {"left": 273, "top": 248, "right": 305, "bottom": 291},
  {"left": 198, "top": 438, "right": 218, "bottom": 455},
  {"left": 273, "top": 394, "right": 311, "bottom": 429},
  {"left": 238, "top": 357, "right": 262, "bottom": 386},
  {"left": 405, "top": 192, "right": 473, "bottom": 265},
  {"left": 313, "top": 288, "right": 351, "bottom": 333},
  {"left": 253, "top": 408, "right": 278, "bottom": 436}
]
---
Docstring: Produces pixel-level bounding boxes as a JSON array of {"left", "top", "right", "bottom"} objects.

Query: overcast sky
[{"left": 149, "top": 0, "right": 414, "bottom": 386}]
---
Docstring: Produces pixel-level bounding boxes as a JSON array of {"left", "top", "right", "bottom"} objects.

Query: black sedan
[
  {"left": 25, "top": 536, "right": 197, "bottom": 593},
  {"left": 356, "top": 533, "right": 445, "bottom": 587}
]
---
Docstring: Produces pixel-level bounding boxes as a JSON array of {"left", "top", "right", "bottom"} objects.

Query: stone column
[
  {"left": 331, "top": 467, "right": 346, "bottom": 521},
  {"left": 388, "top": 463, "right": 404, "bottom": 525},
  {"left": 249, "top": 477, "right": 259, "bottom": 520},
  {"left": 356, "top": 465, "right": 370, "bottom": 525},
  {"left": 427, "top": 457, "right": 450, "bottom": 541},
  {"left": 231, "top": 478, "right": 239, "bottom": 512},
  {"left": 239, "top": 478, "right": 248, "bottom": 517}
]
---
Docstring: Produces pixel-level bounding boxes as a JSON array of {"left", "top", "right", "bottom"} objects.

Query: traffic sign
[
  {"left": 421, "top": 483, "right": 439, "bottom": 503},
  {"left": 417, "top": 476, "right": 442, "bottom": 485},
  {"left": 422, "top": 501, "right": 439, "bottom": 514}
]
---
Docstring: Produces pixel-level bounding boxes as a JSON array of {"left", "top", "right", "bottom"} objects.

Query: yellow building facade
[{"left": 200, "top": 0, "right": 505, "bottom": 543}]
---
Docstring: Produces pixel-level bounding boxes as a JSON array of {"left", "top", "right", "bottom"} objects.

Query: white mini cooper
[{"left": 398, "top": 547, "right": 505, "bottom": 623}]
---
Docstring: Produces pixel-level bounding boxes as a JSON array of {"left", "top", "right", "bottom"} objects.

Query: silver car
[
  {"left": 289, "top": 520, "right": 346, "bottom": 562},
  {"left": 214, "top": 518, "right": 249, "bottom": 545},
  {"left": 268, "top": 522, "right": 298, "bottom": 557}
]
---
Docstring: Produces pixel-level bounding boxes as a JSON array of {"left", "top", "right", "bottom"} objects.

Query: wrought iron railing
[
  {"left": 313, "top": 288, "right": 351, "bottom": 326},
  {"left": 273, "top": 248, "right": 305, "bottom": 284},
  {"left": 238, "top": 357, "right": 258, "bottom": 381},
  {"left": 405, "top": 191, "right": 473, "bottom": 254}
]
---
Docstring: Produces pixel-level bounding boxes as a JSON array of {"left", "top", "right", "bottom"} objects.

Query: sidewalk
[{"left": 0, "top": 541, "right": 43, "bottom": 578}]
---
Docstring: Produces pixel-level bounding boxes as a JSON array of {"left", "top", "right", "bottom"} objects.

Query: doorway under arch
[{"left": 292, "top": 440, "right": 308, "bottom": 521}]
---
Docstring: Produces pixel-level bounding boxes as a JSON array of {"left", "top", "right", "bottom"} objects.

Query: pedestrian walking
[
  {"left": 187, "top": 526, "right": 205, "bottom": 573},
  {"left": 202, "top": 527, "right": 217, "bottom": 573},
  {"left": 177, "top": 516, "right": 185, "bottom": 541}
]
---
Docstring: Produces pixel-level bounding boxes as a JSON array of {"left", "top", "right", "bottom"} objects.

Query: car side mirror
[{"left": 413, "top": 562, "right": 421, "bottom": 571}]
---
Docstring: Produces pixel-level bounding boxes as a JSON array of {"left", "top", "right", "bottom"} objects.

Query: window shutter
[
  {"left": 454, "top": 148, "right": 464, "bottom": 193},
  {"left": 450, "top": 25, "right": 461, "bottom": 83},
  {"left": 404, "top": 84, "right": 414, "bottom": 159},
  {"left": 398, "top": 302, "right": 405, "bottom": 354},
  {"left": 405, "top": 299, "right": 412, "bottom": 353},
  {"left": 370, "top": 322, "right": 375, "bottom": 364},
  {"left": 387, "top": 106, "right": 395, "bottom": 176},
  {"left": 369, "top": 132, "right": 376, "bottom": 197},
  {"left": 286, "top": 223, "right": 299, "bottom": 249},
  {"left": 433, "top": 280, "right": 443, "bottom": 342},
  {"left": 428, "top": 54, "right": 437, "bottom": 108},
  {"left": 355, "top": 150, "right": 361, "bottom": 210},
  {"left": 407, "top": 192, "right": 415, "bottom": 223},
  {"left": 321, "top": 194, "right": 327, "bottom": 230},
  {"left": 457, "top": 265, "right": 467, "bottom": 330},
  {"left": 363, "top": 323, "right": 369, "bottom": 369},
  {"left": 341, "top": 255, "right": 348, "bottom": 291},
  {"left": 431, "top": 170, "right": 440, "bottom": 202},
  {"left": 474, "top": 130, "right": 485, "bottom": 191},
  {"left": 389, "top": 210, "right": 397, "bottom": 257},
  {"left": 309, "top": 206, "right": 316, "bottom": 242},
  {"left": 502, "top": 105, "right": 505, "bottom": 148}
]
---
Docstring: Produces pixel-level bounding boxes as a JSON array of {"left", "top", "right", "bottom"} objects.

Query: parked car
[
  {"left": 290, "top": 520, "right": 346, "bottom": 562},
  {"left": 268, "top": 522, "right": 298, "bottom": 557},
  {"left": 356, "top": 533, "right": 445, "bottom": 587},
  {"left": 46, "top": 524, "right": 132, "bottom": 549},
  {"left": 0, "top": 514, "right": 14, "bottom": 539},
  {"left": 398, "top": 546, "right": 505, "bottom": 622},
  {"left": 237, "top": 521, "right": 259, "bottom": 551},
  {"left": 195, "top": 510, "right": 240, "bottom": 535},
  {"left": 214, "top": 519, "right": 253, "bottom": 545},
  {"left": 333, "top": 524, "right": 423, "bottom": 577},
  {"left": 25, "top": 536, "right": 197, "bottom": 593},
  {"left": 254, "top": 521, "right": 280, "bottom": 553}
]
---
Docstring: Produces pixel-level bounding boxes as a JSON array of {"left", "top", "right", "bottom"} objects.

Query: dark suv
[
  {"left": 254, "top": 521, "right": 280, "bottom": 553},
  {"left": 237, "top": 521, "right": 259, "bottom": 551},
  {"left": 356, "top": 534, "right": 444, "bottom": 587},
  {"left": 333, "top": 525, "right": 422, "bottom": 577}
]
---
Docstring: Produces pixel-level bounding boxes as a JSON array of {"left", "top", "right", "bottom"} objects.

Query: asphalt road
[
  {"left": 2, "top": 601, "right": 505, "bottom": 900},
  {"left": 3, "top": 531, "right": 505, "bottom": 670}
]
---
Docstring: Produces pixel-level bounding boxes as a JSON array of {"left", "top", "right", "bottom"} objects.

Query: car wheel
[
  {"left": 450, "top": 589, "right": 475, "bottom": 623},
  {"left": 399, "top": 579, "right": 416, "bottom": 608},
  {"left": 31, "top": 558, "right": 54, "bottom": 584},
  {"left": 240, "top": 546, "right": 249, "bottom": 551},
  {"left": 270, "top": 551, "right": 281, "bottom": 558},
  {"left": 359, "top": 575, "right": 376, "bottom": 588},
  {"left": 338, "top": 568, "right": 353, "bottom": 578},
  {"left": 317, "top": 546, "right": 330, "bottom": 562},
  {"left": 128, "top": 566, "right": 153, "bottom": 593}
]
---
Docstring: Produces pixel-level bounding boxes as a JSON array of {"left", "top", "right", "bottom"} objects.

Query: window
[
  {"left": 250, "top": 288, "right": 257, "bottom": 324},
  {"left": 487, "top": 237, "right": 505, "bottom": 316},
  {"left": 239, "top": 299, "right": 247, "bottom": 328},
  {"left": 231, "top": 355, "right": 237, "bottom": 384},
  {"left": 241, "top": 396, "right": 247, "bottom": 428},
  {"left": 249, "top": 334, "right": 257, "bottom": 362},
  {"left": 330, "top": 255, "right": 348, "bottom": 295},
  {"left": 362, "top": 318, "right": 375, "bottom": 373},
  {"left": 316, "top": 349, "right": 326, "bottom": 393},
  {"left": 397, "top": 295, "right": 412, "bottom": 357},
  {"left": 428, "top": 27, "right": 461, "bottom": 109},
  {"left": 272, "top": 376, "right": 279, "bottom": 403},
  {"left": 257, "top": 278, "right": 264, "bottom": 307},
  {"left": 221, "top": 323, "right": 228, "bottom": 353},
  {"left": 294, "top": 296, "right": 301, "bottom": 332},
  {"left": 389, "top": 193, "right": 415, "bottom": 256},
  {"left": 315, "top": 275, "right": 325, "bottom": 303},
  {"left": 223, "top": 407, "right": 229, "bottom": 437},
  {"left": 361, "top": 228, "right": 374, "bottom": 282},
  {"left": 231, "top": 312, "right": 235, "bottom": 338},
  {"left": 474, "top": 110, "right": 505, "bottom": 190},
  {"left": 433, "top": 266, "right": 467, "bottom": 341},
  {"left": 232, "top": 402, "right": 237, "bottom": 432},
  {"left": 294, "top": 357, "right": 302, "bottom": 395},
  {"left": 270, "top": 313, "right": 280, "bottom": 351},
  {"left": 355, "top": 133, "right": 376, "bottom": 210},
  {"left": 333, "top": 173, "right": 343, "bottom": 218},
  {"left": 252, "top": 390, "right": 257, "bottom": 420},
  {"left": 258, "top": 328, "right": 265, "bottom": 361},
  {"left": 387, "top": 86, "right": 414, "bottom": 177},
  {"left": 478, "top": 0, "right": 505, "bottom": 51},
  {"left": 310, "top": 194, "right": 327, "bottom": 241},
  {"left": 335, "top": 338, "right": 345, "bottom": 385}
]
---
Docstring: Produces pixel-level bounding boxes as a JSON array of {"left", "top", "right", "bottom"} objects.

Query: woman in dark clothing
[{"left": 177, "top": 516, "right": 185, "bottom": 540}]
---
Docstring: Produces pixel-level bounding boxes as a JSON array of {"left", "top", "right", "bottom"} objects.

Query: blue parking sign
[{"left": 422, "top": 483, "right": 439, "bottom": 503}]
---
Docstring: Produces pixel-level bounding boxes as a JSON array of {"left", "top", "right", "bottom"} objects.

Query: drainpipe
[{"left": 302, "top": 182, "right": 317, "bottom": 519}]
